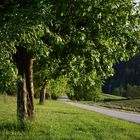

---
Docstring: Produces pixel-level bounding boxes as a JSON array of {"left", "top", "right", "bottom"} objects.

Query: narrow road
[{"left": 63, "top": 101, "right": 140, "bottom": 124}]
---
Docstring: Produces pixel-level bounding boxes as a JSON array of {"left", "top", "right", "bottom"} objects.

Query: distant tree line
[{"left": 103, "top": 54, "right": 140, "bottom": 99}]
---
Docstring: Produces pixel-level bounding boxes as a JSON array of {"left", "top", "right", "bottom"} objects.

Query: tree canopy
[{"left": 0, "top": 0, "right": 139, "bottom": 77}]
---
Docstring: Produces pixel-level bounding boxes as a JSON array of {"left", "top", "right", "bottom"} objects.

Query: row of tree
[{"left": 0, "top": 0, "right": 139, "bottom": 121}]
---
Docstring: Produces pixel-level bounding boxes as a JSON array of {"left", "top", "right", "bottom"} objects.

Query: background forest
[{"left": 103, "top": 54, "right": 140, "bottom": 99}]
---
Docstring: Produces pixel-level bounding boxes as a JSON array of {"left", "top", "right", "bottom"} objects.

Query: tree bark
[
  {"left": 39, "top": 80, "right": 47, "bottom": 104},
  {"left": 17, "top": 78, "right": 27, "bottom": 121},
  {"left": 25, "top": 59, "right": 35, "bottom": 119},
  {"left": 13, "top": 46, "right": 34, "bottom": 120}
]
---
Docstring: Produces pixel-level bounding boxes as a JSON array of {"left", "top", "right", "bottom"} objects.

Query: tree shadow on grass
[
  {"left": 51, "top": 110, "right": 83, "bottom": 115},
  {"left": 0, "top": 121, "right": 32, "bottom": 132},
  {"left": 0, "top": 121, "right": 52, "bottom": 140},
  {"left": 103, "top": 98, "right": 128, "bottom": 102}
]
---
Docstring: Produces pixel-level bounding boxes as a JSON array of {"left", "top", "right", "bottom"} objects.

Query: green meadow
[{"left": 0, "top": 95, "right": 140, "bottom": 140}]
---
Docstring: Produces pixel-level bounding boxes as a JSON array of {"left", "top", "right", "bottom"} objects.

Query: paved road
[{"left": 63, "top": 101, "right": 140, "bottom": 124}]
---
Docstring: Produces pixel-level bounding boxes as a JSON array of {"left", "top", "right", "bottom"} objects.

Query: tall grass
[{"left": 0, "top": 95, "right": 140, "bottom": 140}]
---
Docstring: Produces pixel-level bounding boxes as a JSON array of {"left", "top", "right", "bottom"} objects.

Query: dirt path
[{"left": 63, "top": 101, "right": 140, "bottom": 124}]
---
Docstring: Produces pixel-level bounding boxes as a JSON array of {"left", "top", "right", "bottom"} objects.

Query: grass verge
[
  {"left": 81, "top": 94, "right": 140, "bottom": 112},
  {"left": 0, "top": 95, "right": 140, "bottom": 140}
]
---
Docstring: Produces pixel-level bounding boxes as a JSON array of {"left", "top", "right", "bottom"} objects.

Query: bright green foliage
[
  {"left": 0, "top": 0, "right": 139, "bottom": 98},
  {"left": 49, "top": 0, "right": 139, "bottom": 79},
  {"left": 0, "top": 50, "right": 17, "bottom": 94},
  {"left": 47, "top": 76, "right": 71, "bottom": 99},
  {"left": 34, "top": 75, "right": 72, "bottom": 99},
  {"left": 68, "top": 83, "right": 102, "bottom": 101},
  {"left": 67, "top": 71, "right": 103, "bottom": 101}
]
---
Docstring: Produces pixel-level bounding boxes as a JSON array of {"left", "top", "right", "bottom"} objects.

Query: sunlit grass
[
  {"left": 0, "top": 95, "right": 140, "bottom": 140},
  {"left": 100, "top": 94, "right": 126, "bottom": 101}
]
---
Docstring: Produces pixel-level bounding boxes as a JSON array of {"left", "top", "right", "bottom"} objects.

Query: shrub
[
  {"left": 68, "top": 82, "right": 102, "bottom": 101},
  {"left": 126, "top": 84, "right": 140, "bottom": 99},
  {"left": 111, "top": 87, "right": 126, "bottom": 96},
  {"left": 47, "top": 76, "right": 71, "bottom": 99}
]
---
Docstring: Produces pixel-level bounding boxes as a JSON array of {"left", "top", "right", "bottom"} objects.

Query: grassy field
[
  {"left": 81, "top": 94, "right": 140, "bottom": 112},
  {"left": 100, "top": 94, "right": 126, "bottom": 101},
  {"left": 0, "top": 95, "right": 140, "bottom": 140}
]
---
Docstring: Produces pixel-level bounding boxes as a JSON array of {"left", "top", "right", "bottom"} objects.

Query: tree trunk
[
  {"left": 25, "top": 59, "right": 35, "bottom": 119},
  {"left": 13, "top": 46, "right": 34, "bottom": 121},
  {"left": 39, "top": 80, "right": 47, "bottom": 104},
  {"left": 17, "top": 78, "right": 27, "bottom": 121}
]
